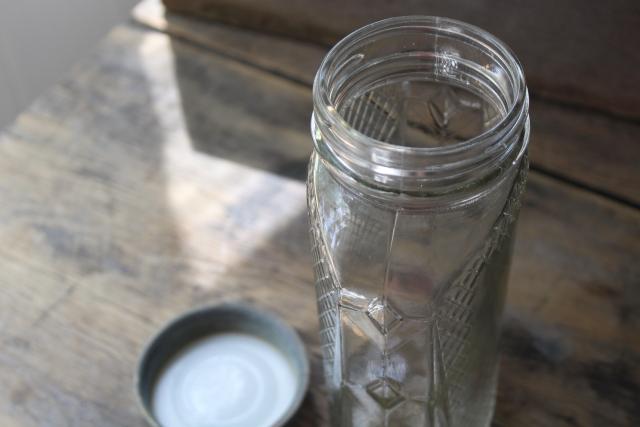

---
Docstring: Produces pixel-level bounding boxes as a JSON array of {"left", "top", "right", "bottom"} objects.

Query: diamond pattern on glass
[
  {"left": 339, "top": 289, "right": 370, "bottom": 311},
  {"left": 427, "top": 86, "right": 457, "bottom": 135},
  {"left": 366, "top": 297, "right": 403, "bottom": 334},
  {"left": 365, "top": 377, "right": 405, "bottom": 409},
  {"left": 309, "top": 131, "right": 529, "bottom": 426}
]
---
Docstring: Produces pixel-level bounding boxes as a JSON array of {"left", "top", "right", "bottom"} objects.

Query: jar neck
[{"left": 312, "top": 16, "right": 529, "bottom": 197}]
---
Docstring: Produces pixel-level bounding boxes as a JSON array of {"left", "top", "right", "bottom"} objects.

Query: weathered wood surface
[
  {"left": 134, "top": 0, "right": 324, "bottom": 87},
  {"left": 0, "top": 24, "right": 319, "bottom": 427},
  {"left": 0, "top": 19, "right": 638, "bottom": 427},
  {"left": 135, "top": 0, "right": 640, "bottom": 207},
  {"left": 161, "top": 0, "right": 640, "bottom": 120}
]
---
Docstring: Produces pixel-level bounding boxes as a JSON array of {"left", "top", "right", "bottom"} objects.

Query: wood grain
[
  {"left": 160, "top": 0, "right": 640, "bottom": 120},
  {"left": 0, "top": 20, "right": 638, "bottom": 427},
  {"left": 133, "top": 0, "right": 324, "bottom": 87},
  {"left": 134, "top": 0, "right": 640, "bottom": 206},
  {"left": 528, "top": 102, "right": 640, "bottom": 206}
]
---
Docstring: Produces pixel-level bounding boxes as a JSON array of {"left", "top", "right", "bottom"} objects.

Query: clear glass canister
[{"left": 307, "top": 17, "right": 530, "bottom": 427}]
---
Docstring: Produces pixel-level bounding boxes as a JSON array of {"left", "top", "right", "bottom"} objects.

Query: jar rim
[{"left": 312, "top": 16, "right": 529, "bottom": 194}]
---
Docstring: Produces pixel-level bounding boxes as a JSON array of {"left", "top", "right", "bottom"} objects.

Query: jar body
[
  {"left": 307, "top": 16, "right": 530, "bottom": 427},
  {"left": 308, "top": 150, "right": 527, "bottom": 426}
]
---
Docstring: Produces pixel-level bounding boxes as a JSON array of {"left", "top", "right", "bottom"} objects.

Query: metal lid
[{"left": 136, "top": 304, "right": 309, "bottom": 427}]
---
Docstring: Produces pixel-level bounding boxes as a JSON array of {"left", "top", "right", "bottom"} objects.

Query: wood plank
[
  {"left": 0, "top": 22, "right": 638, "bottom": 427},
  {"left": 134, "top": 0, "right": 640, "bottom": 206},
  {"left": 133, "top": 0, "right": 324, "bottom": 86},
  {"left": 499, "top": 174, "right": 640, "bottom": 427},
  {"left": 528, "top": 102, "right": 640, "bottom": 206},
  {"left": 160, "top": 0, "right": 640, "bottom": 120}
]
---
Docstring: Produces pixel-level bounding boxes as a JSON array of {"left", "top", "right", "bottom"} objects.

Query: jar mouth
[{"left": 312, "top": 16, "right": 529, "bottom": 194}]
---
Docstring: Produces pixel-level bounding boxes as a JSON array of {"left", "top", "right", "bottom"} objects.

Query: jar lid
[{"left": 135, "top": 304, "right": 310, "bottom": 427}]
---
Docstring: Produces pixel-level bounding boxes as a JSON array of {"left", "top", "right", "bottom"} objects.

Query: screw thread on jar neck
[{"left": 312, "top": 16, "right": 529, "bottom": 197}]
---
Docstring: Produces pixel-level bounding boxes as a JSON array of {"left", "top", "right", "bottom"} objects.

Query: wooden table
[{"left": 0, "top": 1, "right": 638, "bottom": 425}]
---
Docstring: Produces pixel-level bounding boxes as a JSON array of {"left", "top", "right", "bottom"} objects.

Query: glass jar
[{"left": 307, "top": 16, "right": 529, "bottom": 427}]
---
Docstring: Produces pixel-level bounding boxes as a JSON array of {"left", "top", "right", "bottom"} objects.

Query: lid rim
[{"left": 134, "top": 303, "right": 310, "bottom": 427}]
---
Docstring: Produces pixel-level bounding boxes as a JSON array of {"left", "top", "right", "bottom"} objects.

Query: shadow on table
[
  {"left": 159, "top": 33, "right": 327, "bottom": 425},
  {"left": 169, "top": 37, "right": 313, "bottom": 181}
]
